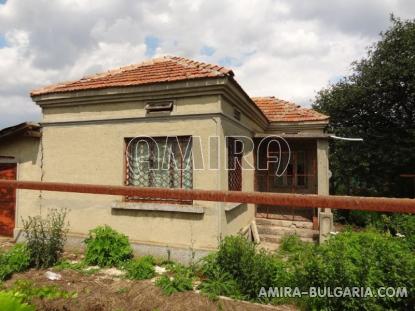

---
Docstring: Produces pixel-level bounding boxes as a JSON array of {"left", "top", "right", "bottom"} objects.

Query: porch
[{"left": 253, "top": 136, "right": 330, "bottom": 247}]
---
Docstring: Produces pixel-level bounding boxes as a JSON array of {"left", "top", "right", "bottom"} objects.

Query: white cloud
[{"left": 0, "top": 0, "right": 414, "bottom": 128}]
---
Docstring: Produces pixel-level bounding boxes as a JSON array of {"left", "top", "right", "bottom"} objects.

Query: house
[
  {"left": 0, "top": 56, "right": 332, "bottom": 262},
  {"left": 0, "top": 122, "right": 41, "bottom": 237}
]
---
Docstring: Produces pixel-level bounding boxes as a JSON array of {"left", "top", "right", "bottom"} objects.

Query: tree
[{"left": 313, "top": 16, "right": 415, "bottom": 197}]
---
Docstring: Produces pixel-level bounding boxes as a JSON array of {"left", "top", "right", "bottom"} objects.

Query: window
[
  {"left": 126, "top": 136, "right": 192, "bottom": 203},
  {"left": 145, "top": 101, "right": 174, "bottom": 114},
  {"left": 274, "top": 152, "right": 308, "bottom": 188},
  {"left": 227, "top": 137, "right": 243, "bottom": 191},
  {"left": 233, "top": 108, "right": 241, "bottom": 121}
]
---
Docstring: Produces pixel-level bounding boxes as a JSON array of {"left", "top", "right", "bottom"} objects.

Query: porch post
[{"left": 317, "top": 139, "right": 333, "bottom": 242}]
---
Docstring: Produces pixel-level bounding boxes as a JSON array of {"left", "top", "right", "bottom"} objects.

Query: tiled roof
[
  {"left": 251, "top": 96, "right": 329, "bottom": 122},
  {"left": 31, "top": 56, "right": 234, "bottom": 96},
  {"left": 0, "top": 122, "right": 41, "bottom": 141}
]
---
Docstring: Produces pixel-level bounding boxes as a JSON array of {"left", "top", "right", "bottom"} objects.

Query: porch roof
[
  {"left": 254, "top": 133, "right": 330, "bottom": 139},
  {"left": 252, "top": 96, "right": 329, "bottom": 123},
  {"left": 0, "top": 122, "right": 41, "bottom": 142}
]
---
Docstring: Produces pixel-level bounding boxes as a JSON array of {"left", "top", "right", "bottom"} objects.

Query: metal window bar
[
  {"left": 227, "top": 137, "right": 242, "bottom": 191},
  {"left": 126, "top": 136, "right": 193, "bottom": 204}
]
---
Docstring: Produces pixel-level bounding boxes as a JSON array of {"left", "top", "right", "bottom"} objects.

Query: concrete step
[
  {"left": 259, "top": 241, "right": 281, "bottom": 252},
  {"left": 257, "top": 225, "right": 318, "bottom": 238},
  {"left": 260, "top": 233, "right": 316, "bottom": 244},
  {"left": 256, "top": 218, "right": 314, "bottom": 229}
]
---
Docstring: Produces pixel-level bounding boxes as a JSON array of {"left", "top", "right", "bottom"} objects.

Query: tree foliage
[{"left": 313, "top": 16, "right": 415, "bottom": 197}]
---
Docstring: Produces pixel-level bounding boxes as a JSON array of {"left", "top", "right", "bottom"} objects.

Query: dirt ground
[{"left": 4, "top": 269, "right": 297, "bottom": 311}]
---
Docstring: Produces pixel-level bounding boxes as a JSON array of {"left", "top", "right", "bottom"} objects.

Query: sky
[{"left": 0, "top": 0, "right": 415, "bottom": 129}]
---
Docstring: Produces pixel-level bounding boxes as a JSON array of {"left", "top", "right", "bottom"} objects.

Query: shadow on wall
[
  {"left": 111, "top": 208, "right": 205, "bottom": 221},
  {"left": 225, "top": 203, "right": 248, "bottom": 224}
]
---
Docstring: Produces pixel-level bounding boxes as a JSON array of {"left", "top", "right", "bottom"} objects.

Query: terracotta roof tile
[
  {"left": 31, "top": 56, "right": 234, "bottom": 96},
  {"left": 251, "top": 96, "right": 329, "bottom": 122}
]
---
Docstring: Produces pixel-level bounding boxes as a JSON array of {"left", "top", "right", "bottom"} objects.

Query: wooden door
[
  {"left": 256, "top": 151, "right": 316, "bottom": 221},
  {"left": 0, "top": 164, "right": 16, "bottom": 236}
]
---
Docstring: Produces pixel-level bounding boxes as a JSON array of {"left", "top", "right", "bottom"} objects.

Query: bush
[
  {"left": 376, "top": 214, "right": 415, "bottom": 250},
  {"left": 202, "top": 233, "right": 415, "bottom": 309},
  {"left": 334, "top": 210, "right": 382, "bottom": 227},
  {"left": 124, "top": 257, "right": 156, "bottom": 280},
  {"left": 294, "top": 230, "right": 415, "bottom": 310},
  {"left": 198, "top": 265, "right": 243, "bottom": 300},
  {"left": 216, "top": 236, "right": 289, "bottom": 301},
  {"left": 198, "top": 252, "right": 219, "bottom": 279},
  {"left": 0, "top": 244, "right": 31, "bottom": 281},
  {"left": 0, "top": 292, "right": 34, "bottom": 311},
  {"left": 334, "top": 210, "right": 415, "bottom": 252},
  {"left": 216, "top": 235, "right": 256, "bottom": 281},
  {"left": 155, "top": 265, "right": 194, "bottom": 295},
  {"left": 279, "top": 235, "right": 314, "bottom": 268},
  {"left": 84, "top": 225, "right": 133, "bottom": 267},
  {"left": 22, "top": 208, "right": 68, "bottom": 269}
]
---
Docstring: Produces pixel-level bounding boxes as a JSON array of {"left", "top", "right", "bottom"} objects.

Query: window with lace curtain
[{"left": 125, "top": 136, "right": 193, "bottom": 203}]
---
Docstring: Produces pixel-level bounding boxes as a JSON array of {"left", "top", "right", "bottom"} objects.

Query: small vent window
[
  {"left": 145, "top": 101, "right": 174, "bottom": 113},
  {"left": 233, "top": 108, "right": 241, "bottom": 121}
]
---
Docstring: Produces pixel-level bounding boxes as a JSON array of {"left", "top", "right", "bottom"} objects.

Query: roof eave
[
  {"left": 31, "top": 77, "right": 230, "bottom": 106},
  {"left": 0, "top": 122, "right": 41, "bottom": 142}
]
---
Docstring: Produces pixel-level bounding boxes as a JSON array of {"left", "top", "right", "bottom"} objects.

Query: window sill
[{"left": 112, "top": 201, "right": 205, "bottom": 214}]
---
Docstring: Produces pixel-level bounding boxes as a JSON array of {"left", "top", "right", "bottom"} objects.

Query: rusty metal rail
[{"left": 0, "top": 180, "right": 415, "bottom": 213}]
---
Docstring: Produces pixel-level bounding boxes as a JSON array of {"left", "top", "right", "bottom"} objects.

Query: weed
[
  {"left": 53, "top": 260, "right": 100, "bottom": 275},
  {"left": 0, "top": 291, "right": 35, "bottom": 311},
  {"left": 198, "top": 267, "right": 243, "bottom": 301},
  {"left": 22, "top": 208, "right": 68, "bottom": 269},
  {"left": 155, "top": 265, "right": 194, "bottom": 295},
  {"left": 84, "top": 225, "right": 133, "bottom": 267},
  {"left": 0, "top": 244, "right": 31, "bottom": 281},
  {"left": 7, "top": 280, "right": 77, "bottom": 302},
  {"left": 124, "top": 257, "right": 155, "bottom": 280},
  {"left": 54, "top": 260, "right": 86, "bottom": 271},
  {"left": 216, "top": 236, "right": 289, "bottom": 301},
  {"left": 295, "top": 230, "right": 415, "bottom": 310}
]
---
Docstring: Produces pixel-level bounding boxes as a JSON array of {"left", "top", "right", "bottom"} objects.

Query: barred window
[
  {"left": 126, "top": 136, "right": 192, "bottom": 202},
  {"left": 227, "top": 137, "right": 243, "bottom": 191}
]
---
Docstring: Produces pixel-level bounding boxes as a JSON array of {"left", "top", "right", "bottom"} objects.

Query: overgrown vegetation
[
  {"left": 198, "top": 234, "right": 414, "bottom": 310},
  {"left": 84, "top": 225, "right": 133, "bottom": 267},
  {"left": 0, "top": 291, "right": 34, "bottom": 311},
  {"left": 197, "top": 261, "right": 243, "bottom": 300},
  {"left": 284, "top": 232, "right": 415, "bottom": 310},
  {"left": 1, "top": 220, "right": 413, "bottom": 310},
  {"left": 202, "top": 236, "right": 287, "bottom": 300},
  {"left": 0, "top": 244, "right": 31, "bottom": 281},
  {"left": 155, "top": 263, "right": 194, "bottom": 295},
  {"left": 0, "top": 279, "right": 77, "bottom": 311},
  {"left": 6, "top": 279, "right": 77, "bottom": 301},
  {"left": 22, "top": 208, "right": 68, "bottom": 269},
  {"left": 124, "top": 256, "right": 156, "bottom": 280},
  {"left": 335, "top": 211, "right": 415, "bottom": 250},
  {"left": 53, "top": 260, "right": 100, "bottom": 275}
]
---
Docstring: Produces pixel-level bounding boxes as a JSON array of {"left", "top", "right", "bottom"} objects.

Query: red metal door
[{"left": 0, "top": 164, "right": 16, "bottom": 236}]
